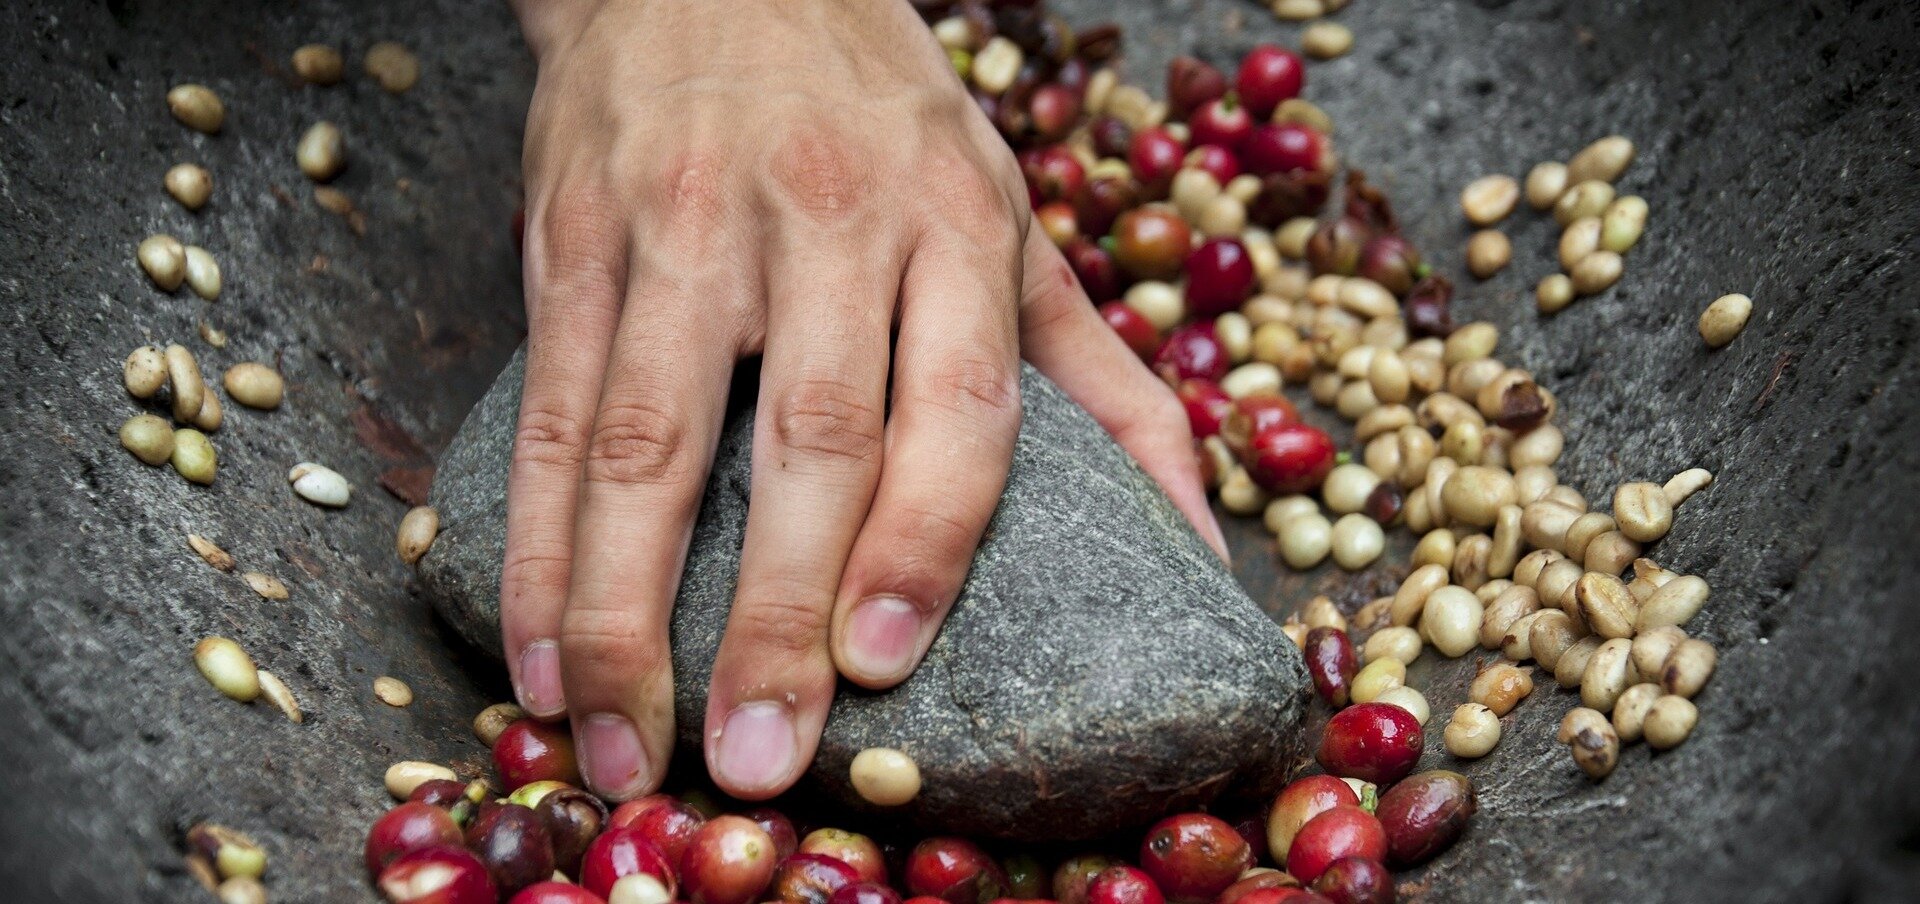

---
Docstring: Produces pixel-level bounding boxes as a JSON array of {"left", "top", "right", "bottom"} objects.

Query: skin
[{"left": 506, "top": 0, "right": 1228, "bottom": 802}]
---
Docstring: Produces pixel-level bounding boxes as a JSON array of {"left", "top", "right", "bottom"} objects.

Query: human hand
[{"left": 503, "top": 0, "right": 1227, "bottom": 802}]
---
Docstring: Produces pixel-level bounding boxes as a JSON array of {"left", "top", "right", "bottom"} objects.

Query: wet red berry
[
  {"left": 1099, "top": 302, "right": 1159, "bottom": 359},
  {"left": 493, "top": 719, "right": 581, "bottom": 791},
  {"left": 1374, "top": 771, "right": 1475, "bottom": 867},
  {"left": 1184, "top": 144, "right": 1242, "bottom": 185},
  {"left": 1220, "top": 395, "right": 1301, "bottom": 459},
  {"left": 681, "top": 815, "right": 778, "bottom": 904},
  {"left": 1304, "top": 627, "right": 1358, "bottom": 707},
  {"left": 743, "top": 808, "right": 799, "bottom": 862},
  {"left": 1236, "top": 889, "right": 1329, "bottom": 904},
  {"left": 1285, "top": 808, "right": 1386, "bottom": 885},
  {"left": 1067, "top": 238, "right": 1125, "bottom": 303},
  {"left": 407, "top": 779, "right": 467, "bottom": 809},
  {"left": 904, "top": 837, "right": 1008, "bottom": 904},
  {"left": 580, "top": 827, "right": 676, "bottom": 902},
  {"left": 1242, "top": 124, "right": 1328, "bottom": 178},
  {"left": 831, "top": 883, "right": 906, "bottom": 904},
  {"left": 365, "top": 802, "right": 463, "bottom": 877},
  {"left": 798, "top": 829, "right": 887, "bottom": 885},
  {"left": 536, "top": 787, "right": 608, "bottom": 880},
  {"left": 1090, "top": 116, "right": 1133, "bottom": 160},
  {"left": 1215, "top": 871, "right": 1298, "bottom": 904},
  {"left": 1235, "top": 45, "right": 1305, "bottom": 119},
  {"left": 1024, "top": 146, "right": 1087, "bottom": 203},
  {"left": 771, "top": 853, "right": 862, "bottom": 904},
  {"left": 1189, "top": 97, "right": 1253, "bottom": 152},
  {"left": 378, "top": 845, "right": 498, "bottom": 904},
  {"left": 1112, "top": 208, "right": 1192, "bottom": 280},
  {"left": 616, "top": 796, "right": 705, "bottom": 868},
  {"left": 1129, "top": 127, "right": 1188, "bottom": 196},
  {"left": 1176, "top": 379, "right": 1233, "bottom": 439},
  {"left": 509, "top": 881, "right": 606, "bottom": 904},
  {"left": 1137, "top": 813, "right": 1253, "bottom": 903},
  {"left": 1038, "top": 201, "right": 1081, "bottom": 247},
  {"left": 1267, "top": 775, "right": 1361, "bottom": 869},
  {"left": 1166, "top": 56, "right": 1228, "bottom": 118},
  {"left": 1085, "top": 865, "right": 1163, "bottom": 904},
  {"left": 1308, "top": 858, "right": 1393, "bottom": 904},
  {"left": 1075, "top": 174, "right": 1139, "bottom": 238},
  {"left": 1183, "top": 238, "right": 1256, "bottom": 317},
  {"left": 1029, "top": 84, "right": 1083, "bottom": 142},
  {"left": 1317, "top": 703, "right": 1425, "bottom": 786},
  {"left": 1244, "top": 422, "right": 1336, "bottom": 493},
  {"left": 1356, "top": 235, "right": 1421, "bottom": 297},
  {"left": 465, "top": 803, "right": 555, "bottom": 898},
  {"left": 1153, "top": 323, "right": 1228, "bottom": 384},
  {"left": 1050, "top": 854, "right": 1114, "bottom": 904}
]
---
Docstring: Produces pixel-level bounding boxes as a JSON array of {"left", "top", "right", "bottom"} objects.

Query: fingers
[
  {"left": 500, "top": 192, "right": 628, "bottom": 720},
  {"left": 829, "top": 227, "right": 1023, "bottom": 690},
  {"left": 703, "top": 226, "right": 898, "bottom": 799},
  {"left": 557, "top": 251, "right": 738, "bottom": 800},
  {"left": 1017, "top": 226, "right": 1230, "bottom": 560}
]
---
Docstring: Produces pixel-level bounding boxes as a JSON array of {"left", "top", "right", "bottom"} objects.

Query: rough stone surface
[
  {"left": 420, "top": 350, "right": 1308, "bottom": 840},
  {"left": 1, "top": 0, "right": 1918, "bottom": 901}
]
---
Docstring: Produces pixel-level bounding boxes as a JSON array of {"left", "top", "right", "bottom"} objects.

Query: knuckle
[
  {"left": 584, "top": 400, "right": 696, "bottom": 487},
  {"left": 542, "top": 193, "right": 628, "bottom": 290},
  {"left": 924, "top": 356, "right": 1020, "bottom": 425},
  {"left": 769, "top": 131, "right": 872, "bottom": 219},
  {"left": 729, "top": 595, "right": 833, "bottom": 661},
  {"left": 924, "top": 158, "right": 1017, "bottom": 240},
  {"left": 641, "top": 149, "right": 733, "bottom": 249},
  {"left": 893, "top": 501, "right": 982, "bottom": 571},
  {"left": 514, "top": 403, "right": 591, "bottom": 469},
  {"left": 1024, "top": 249, "right": 1086, "bottom": 320},
  {"left": 561, "top": 603, "right": 663, "bottom": 677},
  {"left": 500, "top": 548, "right": 572, "bottom": 604},
  {"left": 769, "top": 378, "right": 883, "bottom": 464}
]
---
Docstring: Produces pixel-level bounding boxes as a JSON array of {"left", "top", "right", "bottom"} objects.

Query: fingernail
[
  {"left": 714, "top": 700, "right": 797, "bottom": 793},
  {"left": 517, "top": 640, "right": 565, "bottom": 716},
  {"left": 579, "top": 712, "right": 651, "bottom": 799},
  {"left": 843, "top": 595, "right": 923, "bottom": 680}
]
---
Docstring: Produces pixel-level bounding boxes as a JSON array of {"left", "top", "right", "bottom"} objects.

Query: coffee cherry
[
  {"left": 1317, "top": 703, "right": 1425, "bottom": 785},
  {"left": 1308, "top": 857, "right": 1393, "bottom": 904},
  {"left": 509, "top": 881, "right": 606, "bottom": 904},
  {"left": 365, "top": 803, "right": 461, "bottom": 877},
  {"left": 1243, "top": 124, "right": 1328, "bottom": 178},
  {"left": 830, "top": 883, "right": 905, "bottom": 904},
  {"left": 771, "top": 853, "right": 862, "bottom": 904},
  {"left": 1183, "top": 238, "right": 1256, "bottom": 317},
  {"left": 1112, "top": 209, "right": 1192, "bottom": 280},
  {"left": 1024, "top": 145, "right": 1087, "bottom": 202},
  {"left": 465, "top": 803, "right": 556, "bottom": 898},
  {"left": 610, "top": 795, "right": 705, "bottom": 866},
  {"left": 1137, "top": 813, "right": 1253, "bottom": 902},
  {"left": 905, "top": 837, "right": 1008, "bottom": 904},
  {"left": 798, "top": 829, "right": 887, "bottom": 885},
  {"left": 1285, "top": 807, "right": 1386, "bottom": 885},
  {"left": 1130, "top": 127, "right": 1188, "bottom": 196},
  {"left": 1085, "top": 865, "right": 1164, "bottom": 904},
  {"left": 1176, "top": 379, "right": 1234, "bottom": 439},
  {"left": 1266, "top": 775, "right": 1360, "bottom": 868},
  {"left": 1069, "top": 240, "right": 1125, "bottom": 303},
  {"left": 1221, "top": 396, "right": 1301, "bottom": 459},
  {"left": 1189, "top": 97, "right": 1252, "bottom": 151},
  {"left": 580, "top": 827, "right": 676, "bottom": 902},
  {"left": 681, "top": 815, "right": 779, "bottom": 904},
  {"left": 1244, "top": 422, "right": 1336, "bottom": 494},
  {"left": 742, "top": 808, "right": 799, "bottom": 862},
  {"left": 1373, "top": 770, "right": 1475, "bottom": 867},
  {"left": 1051, "top": 854, "right": 1115, "bottom": 904},
  {"left": 1304, "top": 627, "right": 1358, "bottom": 707},
  {"left": 1235, "top": 45, "right": 1305, "bottom": 118},
  {"left": 1166, "top": 55, "right": 1228, "bottom": 118},
  {"left": 378, "top": 846, "right": 497, "bottom": 904},
  {"left": 1185, "top": 144, "right": 1243, "bottom": 185},
  {"left": 492, "top": 719, "right": 581, "bottom": 791},
  {"left": 1153, "top": 323, "right": 1229, "bottom": 383}
]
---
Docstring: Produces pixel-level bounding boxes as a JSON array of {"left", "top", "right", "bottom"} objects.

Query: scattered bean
[
  {"left": 1600, "top": 195, "right": 1649, "bottom": 253},
  {"left": 1580, "top": 638, "right": 1635, "bottom": 712},
  {"left": 222, "top": 362, "right": 285, "bottom": 410},
  {"left": 364, "top": 41, "right": 421, "bottom": 93},
  {"left": 1470, "top": 662, "right": 1534, "bottom": 716},
  {"left": 850, "top": 747, "right": 922, "bottom": 806},
  {"left": 121, "top": 414, "right": 176, "bottom": 466},
  {"left": 1363, "top": 626, "right": 1422, "bottom": 666},
  {"left": 1411, "top": 528, "right": 1455, "bottom": 571},
  {"left": 1566, "top": 136, "right": 1636, "bottom": 185},
  {"left": 1280, "top": 512, "right": 1333, "bottom": 570},
  {"left": 1613, "top": 481, "right": 1674, "bottom": 543},
  {"left": 187, "top": 533, "right": 236, "bottom": 571},
  {"left": 139, "top": 234, "right": 187, "bottom": 291},
  {"left": 1460, "top": 175, "right": 1520, "bottom": 226},
  {"left": 1466, "top": 230, "right": 1510, "bottom": 279},
  {"left": 385, "top": 761, "right": 457, "bottom": 800},
  {"left": 1421, "top": 586, "right": 1484, "bottom": 658},
  {"left": 1643, "top": 695, "right": 1699, "bottom": 750},
  {"left": 396, "top": 505, "right": 442, "bottom": 565},
  {"left": 1558, "top": 217, "right": 1603, "bottom": 271},
  {"left": 218, "top": 877, "right": 267, "bottom": 904},
  {"left": 1303, "top": 594, "right": 1347, "bottom": 632},
  {"left": 1661, "top": 638, "right": 1717, "bottom": 698},
  {"left": 297, "top": 121, "right": 346, "bottom": 182},
  {"left": 1611, "top": 683, "right": 1660, "bottom": 743},
  {"left": 1451, "top": 533, "right": 1492, "bottom": 590},
  {"left": 374, "top": 676, "right": 414, "bottom": 707},
  {"left": 1524, "top": 161, "right": 1568, "bottom": 210},
  {"left": 1500, "top": 610, "right": 1548, "bottom": 661},
  {"left": 258, "top": 669, "right": 302, "bottom": 723},
  {"left": 1391, "top": 563, "right": 1450, "bottom": 626},
  {"left": 1444, "top": 704, "right": 1501, "bottom": 759},
  {"left": 184, "top": 246, "right": 222, "bottom": 300},
  {"left": 1554, "top": 636, "right": 1602, "bottom": 689},
  {"left": 474, "top": 703, "right": 529, "bottom": 746},
  {"left": 1536, "top": 273, "right": 1575, "bottom": 314},
  {"left": 194, "top": 636, "right": 260, "bottom": 702},
  {"left": 1699, "top": 293, "right": 1753, "bottom": 347},
  {"left": 243, "top": 572, "right": 290, "bottom": 600},
  {"left": 1575, "top": 573, "right": 1638, "bottom": 639},
  {"left": 1331, "top": 513, "right": 1386, "bottom": 570},
  {"left": 171, "top": 428, "right": 217, "bottom": 485},
  {"left": 1570, "top": 250, "right": 1624, "bottom": 295},
  {"left": 199, "top": 321, "right": 228, "bottom": 348},
  {"left": 1564, "top": 709, "right": 1620, "bottom": 779},
  {"left": 289, "top": 462, "right": 352, "bottom": 508},
  {"left": 1124, "top": 280, "right": 1184, "bottom": 330},
  {"left": 166, "top": 163, "right": 213, "bottom": 210},
  {"left": 1302, "top": 22, "right": 1354, "bottom": 59},
  {"left": 1478, "top": 584, "right": 1539, "bottom": 650},
  {"left": 1662, "top": 467, "right": 1715, "bottom": 507},
  {"left": 1584, "top": 530, "right": 1641, "bottom": 575},
  {"left": 1631, "top": 626, "right": 1688, "bottom": 680},
  {"left": 292, "top": 44, "right": 345, "bottom": 85},
  {"left": 1553, "top": 180, "right": 1616, "bottom": 226},
  {"left": 167, "top": 84, "right": 225, "bottom": 133}
]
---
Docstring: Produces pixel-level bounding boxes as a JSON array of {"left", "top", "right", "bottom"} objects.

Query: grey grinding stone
[{"left": 418, "top": 347, "right": 1311, "bottom": 840}]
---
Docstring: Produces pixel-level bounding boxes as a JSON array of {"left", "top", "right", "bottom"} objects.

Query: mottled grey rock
[{"left": 420, "top": 348, "right": 1310, "bottom": 839}]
